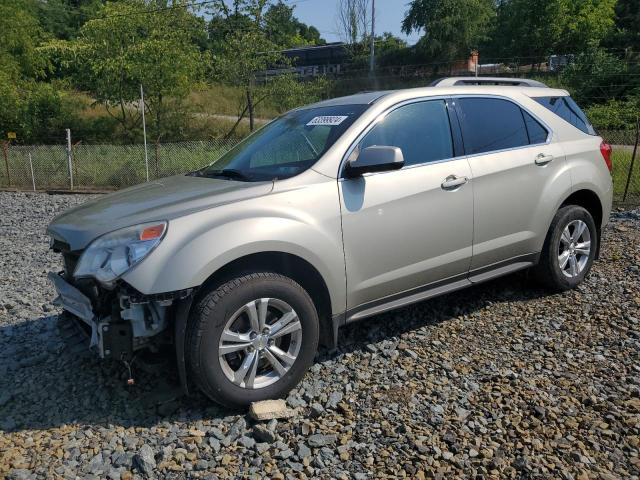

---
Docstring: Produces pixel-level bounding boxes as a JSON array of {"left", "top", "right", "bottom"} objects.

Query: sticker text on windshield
[{"left": 306, "top": 116, "right": 349, "bottom": 126}]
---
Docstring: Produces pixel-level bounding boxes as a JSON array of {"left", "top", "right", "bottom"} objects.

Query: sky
[{"left": 288, "top": 0, "right": 422, "bottom": 46}]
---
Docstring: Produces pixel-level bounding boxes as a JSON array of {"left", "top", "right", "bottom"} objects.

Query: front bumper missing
[
  {"left": 49, "top": 270, "right": 193, "bottom": 392},
  {"left": 48, "top": 271, "right": 106, "bottom": 353},
  {"left": 48, "top": 271, "right": 94, "bottom": 324}
]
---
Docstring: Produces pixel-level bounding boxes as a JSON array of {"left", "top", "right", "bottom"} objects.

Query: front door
[{"left": 339, "top": 99, "right": 474, "bottom": 310}]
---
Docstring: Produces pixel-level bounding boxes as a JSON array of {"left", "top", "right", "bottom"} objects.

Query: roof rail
[{"left": 431, "top": 77, "right": 548, "bottom": 88}]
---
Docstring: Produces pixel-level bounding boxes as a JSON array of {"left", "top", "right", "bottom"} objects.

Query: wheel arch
[
  {"left": 174, "top": 251, "right": 338, "bottom": 395},
  {"left": 197, "top": 251, "right": 336, "bottom": 348},
  {"left": 558, "top": 188, "right": 604, "bottom": 258}
]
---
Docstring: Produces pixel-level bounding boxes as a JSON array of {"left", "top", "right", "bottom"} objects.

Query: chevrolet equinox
[{"left": 48, "top": 77, "right": 613, "bottom": 407}]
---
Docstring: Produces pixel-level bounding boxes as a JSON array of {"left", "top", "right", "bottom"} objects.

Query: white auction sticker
[{"left": 306, "top": 115, "right": 349, "bottom": 126}]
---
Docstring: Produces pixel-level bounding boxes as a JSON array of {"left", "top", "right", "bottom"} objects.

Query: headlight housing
[{"left": 74, "top": 221, "right": 167, "bottom": 286}]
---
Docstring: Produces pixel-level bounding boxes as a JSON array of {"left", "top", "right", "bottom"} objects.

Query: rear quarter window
[{"left": 533, "top": 96, "right": 596, "bottom": 135}]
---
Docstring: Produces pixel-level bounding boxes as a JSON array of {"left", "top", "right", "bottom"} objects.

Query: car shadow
[{"left": 0, "top": 270, "right": 551, "bottom": 433}]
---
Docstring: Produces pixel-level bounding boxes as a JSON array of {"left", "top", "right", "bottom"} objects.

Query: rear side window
[
  {"left": 522, "top": 111, "right": 549, "bottom": 144},
  {"left": 533, "top": 96, "right": 596, "bottom": 135},
  {"left": 359, "top": 100, "right": 454, "bottom": 166},
  {"left": 458, "top": 98, "right": 529, "bottom": 154}
]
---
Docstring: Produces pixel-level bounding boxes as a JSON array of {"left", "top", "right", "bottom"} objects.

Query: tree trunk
[{"left": 247, "top": 89, "right": 255, "bottom": 132}]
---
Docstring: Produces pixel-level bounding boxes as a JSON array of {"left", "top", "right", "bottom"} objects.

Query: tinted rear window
[
  {"left": 522, "top": 110, "right": 549, "bottom": 144},
  {"left": 533, "top": 96, "right": 596, "bottom": 135},
  {"left": 458, "top": 98, "right": 529, "bottom": 154}
]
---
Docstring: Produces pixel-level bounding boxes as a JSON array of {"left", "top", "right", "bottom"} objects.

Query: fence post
[
  {"left": 66, "top": 128, "right": 74, "bottom": 190},
  {"left": 28, "top": 152, "right": 36, "bottom": 192},
  {"left": 2, "top": 141, "right": 10, "bottom": 187},
  {"left": 622, "top": 118, "right": 640, "bottom": 203},
  {"left": 141, "top": 84, "right": 150, "bottom": 182}
]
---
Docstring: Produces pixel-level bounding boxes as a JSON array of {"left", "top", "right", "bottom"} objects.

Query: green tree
[
  {"left": 488, "top": 0, "right": 616, "bottom": 60},
  {"left": 52, "top": 0, "right": 204, "bottom": 141},
  {"left": 213, "top": 29, "right": 287, "bottom": 132},
  {"left": 0, "top": 1, "right": 48, "bottom": 79},
  {"left": 560, "top": 48, "right": 638, "bottom": 105},
  {"left": 210, "top": 1, "right": 330, "bottom": 134},
  {"left": 208, "top": 0, "right": 323, "bottom": 50},
  {"left": 402, "top": 0, "right": 495, "bottom": 61},
  {"left": 604, "top": 0, "right": 640, "bottom": 52},
  {"left": 29, "top": 0, "right": 104, "bottom": 40},
  {"left": 264, "top": 1, "right": 325, "bottom": 48}
]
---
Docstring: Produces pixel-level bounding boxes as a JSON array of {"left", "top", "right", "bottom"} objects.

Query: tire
[
  {"left": 533, "top": 205, "right": 598, "bottom": 291},
  {"left": 186, "top": 272, "right": 319, "bottom": 408}
]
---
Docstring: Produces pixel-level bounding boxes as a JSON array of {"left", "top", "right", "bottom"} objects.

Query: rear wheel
[
  {"left": 534, "top": 205, "right": 598, "bottom": 291},
  {"left": 186, "top": 272, "right": 319, "bottom": 407}
]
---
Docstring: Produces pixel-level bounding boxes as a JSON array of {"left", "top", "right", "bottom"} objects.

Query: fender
[{"left": 121, "top": 177, "right": 347, "bottom": 315}]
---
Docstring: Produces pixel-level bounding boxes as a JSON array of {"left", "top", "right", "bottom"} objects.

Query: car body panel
[
  {"left": 47, "top": 175, "right": 274, "bottom": 250},
  {"left": 121, "top": 169, "right": 348, "bottom": 313},
  {"left": 466, "top": 140, "right": 571, "bottom": 270},
  {"left": 339, "top": 158, "right": 474, "bottom": 309},
  {"left": 562, "top": 136, "right": 613, "bottom": 228}
]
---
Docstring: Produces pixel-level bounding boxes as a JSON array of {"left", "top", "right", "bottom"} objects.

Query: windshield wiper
[{"left": 200, "top": 169, "right": 253, "bottom": 182}]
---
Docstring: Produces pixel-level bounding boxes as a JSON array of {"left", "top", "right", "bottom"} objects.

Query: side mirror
[{"left": 344, "top": 146, "right": 405, "bottom": 177}]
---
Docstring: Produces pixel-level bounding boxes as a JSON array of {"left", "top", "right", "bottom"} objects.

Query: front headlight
[{"left": 74, "top": 221, "right": 167, "bottom": 286}]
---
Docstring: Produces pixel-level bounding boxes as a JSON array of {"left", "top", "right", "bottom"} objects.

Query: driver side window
[{"left": 359, "top": 100, "right": 454, "bottom": 167}]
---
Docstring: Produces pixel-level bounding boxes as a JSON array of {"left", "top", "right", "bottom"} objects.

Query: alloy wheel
[
  {"left": 558, "top": 219, "right": 591, "bottom": 278},
  {"left": 218, "top": 298, "right": 302, "bottom": 389}
]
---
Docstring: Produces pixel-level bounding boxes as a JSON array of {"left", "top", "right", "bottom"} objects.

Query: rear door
[{"left": 454, "top": 96, "right": 569, "bottom": 272}]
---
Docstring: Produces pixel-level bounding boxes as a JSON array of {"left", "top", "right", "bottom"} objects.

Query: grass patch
[
  {"left": 612, "top": 148, "right": 640, "bottom": 202},
  {"left": 188, "top": 84, "right": 280, "bottom": 120}
]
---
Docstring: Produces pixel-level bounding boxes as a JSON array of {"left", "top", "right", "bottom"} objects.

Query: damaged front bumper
[{"left": 48, "top": 271, "right": 190, "bottom": 361}]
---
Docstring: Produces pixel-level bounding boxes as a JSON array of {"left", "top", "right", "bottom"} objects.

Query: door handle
[
  {"left": 535, "top": 153, "right": 554, "bottom": 166},
  {"left": 441, "top": 175, "right": 469, "bottom": 190}
]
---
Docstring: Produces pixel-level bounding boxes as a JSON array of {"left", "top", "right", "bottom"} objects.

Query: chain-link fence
[
  {"left": 601, "top": 129, "right": 640, "bottom": 205},
  {"left": 0, "top": 139, "right": 238, "bottom": 191},
  {"left": 1, "top": 131, "right": 639, "bottom": 204}
]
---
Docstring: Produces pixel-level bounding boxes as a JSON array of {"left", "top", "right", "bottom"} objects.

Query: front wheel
[
  {"left": 533, "top": 205, "right": 598, "bottom": 291},
  {"left": 186, "top": 272, "right": 319, "bottom": 408}
]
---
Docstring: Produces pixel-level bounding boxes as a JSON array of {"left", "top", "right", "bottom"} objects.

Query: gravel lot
[{"left": 1, "top": 191, "right": 639, "bottom": 480}]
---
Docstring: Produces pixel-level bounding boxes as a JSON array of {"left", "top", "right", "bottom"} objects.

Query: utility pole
[
  {"left": 369, "top": 0, "right": 375, "bottom": 74},
  {"left": 66, "top": 128, "right": 74, "bottom": 190},
  {"left": 141, "top": 84, "right": 150, "bottom": 182}
]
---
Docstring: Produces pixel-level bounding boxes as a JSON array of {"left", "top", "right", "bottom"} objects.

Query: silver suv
[{"left": 48, "top": 78, "right": 613, "bottom": 407}]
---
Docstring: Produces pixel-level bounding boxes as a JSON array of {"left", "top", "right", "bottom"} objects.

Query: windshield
[{"left": 195, "top": 104, "right": 368, "bottom": 181}]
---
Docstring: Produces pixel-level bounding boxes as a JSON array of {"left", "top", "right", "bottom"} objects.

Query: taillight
[{"left": 600, "top": 141, "right": 612, "bottom": 173}]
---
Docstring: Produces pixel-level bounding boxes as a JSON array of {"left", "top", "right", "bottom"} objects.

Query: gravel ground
[{"left": 1, "top": 191, "right": 639, "bottom": 480}]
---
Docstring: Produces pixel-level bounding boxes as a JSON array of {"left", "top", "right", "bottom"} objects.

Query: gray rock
[
  {"left": 238, "top": 435, "right": 256, "bottom": 449},
  {"left": 86, "top": 453, "right": 106, "bottom": 474},
  {"left": 255, "top": 442, "right": 270, "bottom": 454},
  {"left": 8, "top": 470, "right": 32, "bottom": 480},
  {"left": 297, "top": 443, "right": 312, "bottom": 459},
  {"left": 134, "top": 445, "right": 156, "bottom": 477},
  {"left": 309, "top": 403, "right": 325, "bottom": 418},
  {"left": 276, "top": 448, "right": 294, "bottom": 460},
  {"left": 208, "top": 437, "right": 221, "bottom": 453},
  {"left": 326, "top": 391, "right": 343, "bottom": 409},
  {"left": 252, "top": 424, "right": 277, "bottom": 443},
  {"left": 307, "top": 434, "right": 337, "bottom": 448}
]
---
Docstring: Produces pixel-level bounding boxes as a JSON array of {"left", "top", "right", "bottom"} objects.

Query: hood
[{"left": 48, "top": 175, "right": 274, "bottom": 250}]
